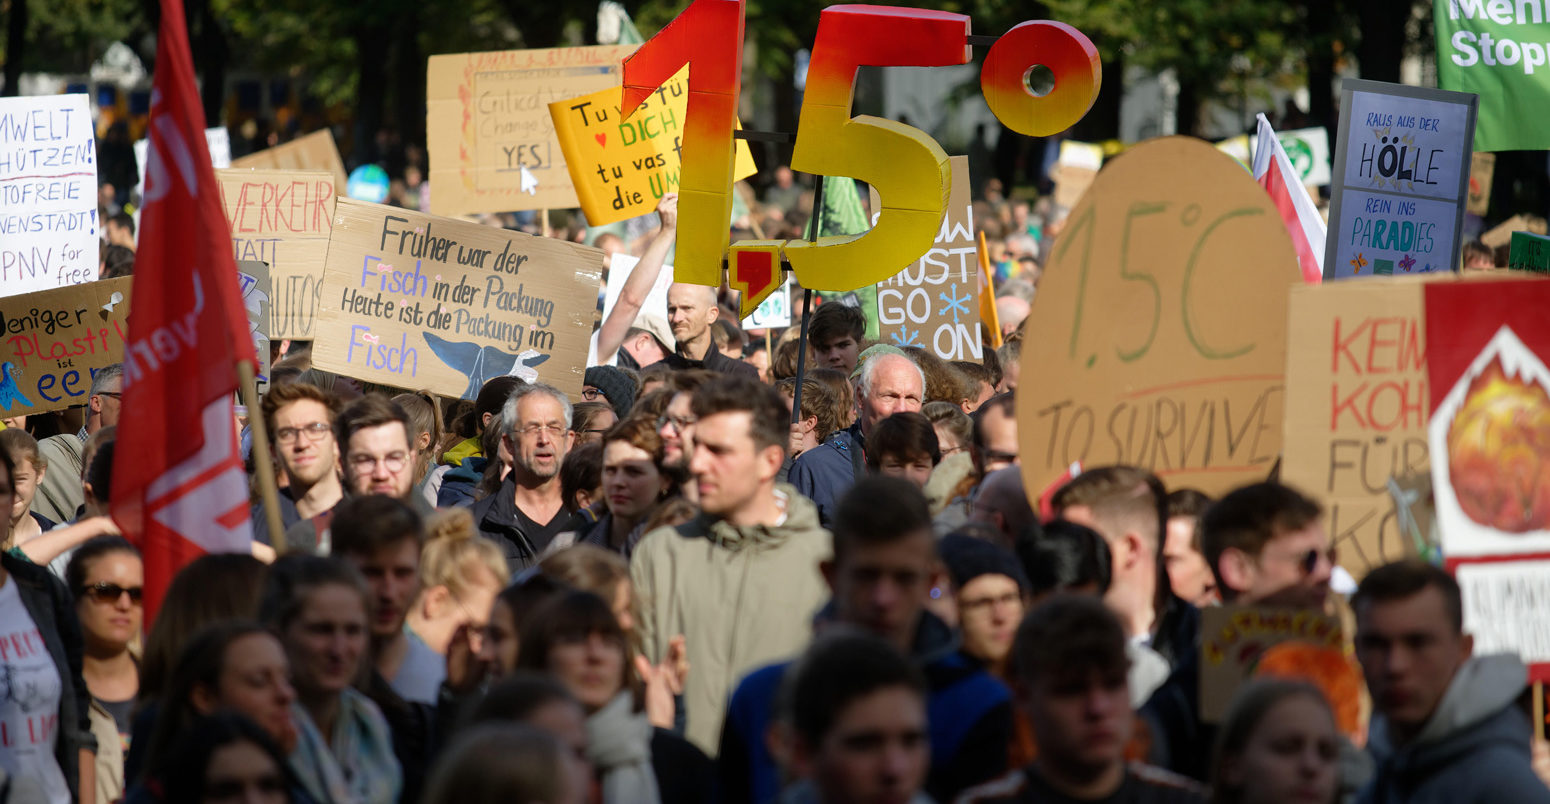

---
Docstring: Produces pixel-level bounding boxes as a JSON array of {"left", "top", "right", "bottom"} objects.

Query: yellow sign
[{"left": 549, "top": 67, "right": 757, "bottom": 226}]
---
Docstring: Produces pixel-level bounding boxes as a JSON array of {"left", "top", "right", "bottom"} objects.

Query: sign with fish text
[
  {"left": 313, "top": 199, "right": 601, "bottom": 400},
  {"left": 1325, "top": 80, "right": 1476, "bottom": 280},
  {"left": 0, "top": 278, "right": 132, "bottom": 416}
]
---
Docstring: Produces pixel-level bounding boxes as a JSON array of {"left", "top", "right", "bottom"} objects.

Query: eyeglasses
[
  {"left": 581, "top": 388, "right": 607, "bottom": 401},
  {"left": 276, "top": 422, "right": 332, "bottom": 444},
  {"left": 940, "top": 445, "right": 966, "bottom": 456},
  {"left": 348, "top": 452, "right": 409, "bottom": 473},
  {"left": 80, "top": 583, "right": 143, "bottom": 605},
  {"left": 657, "top": 414, "right": 696, "bottom": 433},
  {"left": 1267, "top": 546, "right": 1337, "bottom": 576},
  {"left": 517, "top": 423, "right": 567, "bottom": 439},
  {"left": 981, "top": 449, "right": 1018, "bottom": 465},
  {"left": 95, "top": 391, "right": 123, "bottom": 400}
]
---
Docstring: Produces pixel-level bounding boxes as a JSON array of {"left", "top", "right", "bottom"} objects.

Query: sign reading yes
[{"left": 619, "top": 0, "right": 1101, "bottom": 314}]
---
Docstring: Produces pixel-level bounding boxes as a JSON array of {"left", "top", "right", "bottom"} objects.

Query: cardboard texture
[
  {"left": 427, "top": 45, "right": 636, "bottom": 216},
  {"left": 0, "top": 94, "right": 99, "bottom": 296},
  {"left": 1198, "top": 606, "right": 1357, "bottom": 733},
  {"left": 1325, "top": 80, "right": 1477, "bottom": 280},
  {"left": 548, "top": 66, "right": 757, "bottom": 227},
  {"left": 230, "top": 130, "right": 350, "bottom": 194},
  {"left": 1053, "top": 141, "right": 1103, "bottom": 209},
  {"left": 1424, "top": 276, "right": 1550, "bottom": 679},
  {"left": 1468, "top": 152, "right": 1495, "bottom": 216},
  {"left": 217, "top": 169, "right": 337, "bottom": 340},
  {"left": 1482, "top": 213, "right": 1548, "bottom": 249},
  {"left": 1281, "top": 277, "right": 1432, "bottom": 580},
  {"left": 1508, "top": 231, "right": 1550, "bottom": 273},
  {"left": 236, "top": 260, "right": 272, "bottom": 384},
  {"left": 313, "top": 199, "right": 601, "bottom": 400},
  {"left": 1016, "top": 137, "right": 1301, "bottom": 499},
  {"left": 0, "top": 277, "right": 132, "bottom": 416},
  {"left": 872, "top": 156, "right": 982, "bottom": 361}
]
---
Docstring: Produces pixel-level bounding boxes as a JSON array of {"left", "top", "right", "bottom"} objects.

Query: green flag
[
  {"left": 1434, "top": 0, "right": 1550, "bottom": 150},
  {"left": 803, "top": 176, "right": 879, "bottom": 338}
]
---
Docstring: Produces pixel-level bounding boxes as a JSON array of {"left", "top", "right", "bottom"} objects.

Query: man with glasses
[
  {"left": 253, "top": 381, "right": 344, "bottom": 542},
  {"left": 1140, "top": 482, "right": 1335, "bottom": 782},
  {"left": 35, "top": 363, "right": 123, "bottom": 523},
  {"left": 468, "top": 382, "right": 581, "bottom": 570}
]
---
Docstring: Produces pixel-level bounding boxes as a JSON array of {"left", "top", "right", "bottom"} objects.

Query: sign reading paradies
[{"left": 1016, "top": 137, "right": 1302, "bottom": 499}]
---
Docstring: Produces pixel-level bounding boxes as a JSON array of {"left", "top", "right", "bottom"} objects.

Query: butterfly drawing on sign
[
  {"left": 423, "top": 332, "right": 551, "bottom": 399},
  {"left": 1399, "top": 254, "right": 1416, "bottom": 272},
  {"left": 1349, "top": 253, "right": 1368, "bottom": 274}
]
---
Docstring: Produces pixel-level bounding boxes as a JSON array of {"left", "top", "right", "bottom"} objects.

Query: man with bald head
[{"left": 663, "top": 283, "right": 758, "bottom": 378}]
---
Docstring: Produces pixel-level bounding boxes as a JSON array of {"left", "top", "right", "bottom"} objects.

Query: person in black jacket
[
  {"left": 660, "top": 284, "right": 758, "bottom": 379},
  {"left": 0, "top": 447, "right": 96, "bottom": 804},
  {"left": 467, "top": 383, "right": 583, "bottom": 570}
]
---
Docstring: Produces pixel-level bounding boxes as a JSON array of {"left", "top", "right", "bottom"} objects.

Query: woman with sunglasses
[
  {"left": 67, "top": 536, "right": 143, "bottom": 804},
  {"left": 0, "top": 445, "right": 97, "bottom": 804}
]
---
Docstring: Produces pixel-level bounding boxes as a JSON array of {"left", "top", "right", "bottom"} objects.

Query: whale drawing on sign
[
  {"left": 0, "top": 363, "right": 32, "bottom": 411},
  {"left": 424, "top": 332, "right": 551, "bottom": 398}
]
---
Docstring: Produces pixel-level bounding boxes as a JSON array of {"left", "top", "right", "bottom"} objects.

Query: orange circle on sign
[{"left": 981, "top": 21, "right": 1101, "bottom": 138}]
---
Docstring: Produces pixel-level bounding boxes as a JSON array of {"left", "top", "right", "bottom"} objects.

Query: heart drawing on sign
[{"left": 594, "top": 132, "right": 607, "bottom": 147}]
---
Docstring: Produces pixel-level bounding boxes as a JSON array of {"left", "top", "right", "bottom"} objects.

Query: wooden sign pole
[{"left": 238, "top": 361, "right": 286, "bottom": 552}]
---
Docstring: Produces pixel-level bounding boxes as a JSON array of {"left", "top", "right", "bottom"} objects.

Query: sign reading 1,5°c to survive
[{"left": 1325, "top": 79, "right": 1477, "bottom": 281}]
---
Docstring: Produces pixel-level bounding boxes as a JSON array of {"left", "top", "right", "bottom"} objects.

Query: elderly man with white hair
[{"left": 788, "top": 348, "right": 925, "bottom": 525}]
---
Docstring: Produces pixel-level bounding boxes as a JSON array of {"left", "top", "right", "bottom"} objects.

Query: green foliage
[{"left": 4, "top": 0, "right": 142, "bottom": 74}]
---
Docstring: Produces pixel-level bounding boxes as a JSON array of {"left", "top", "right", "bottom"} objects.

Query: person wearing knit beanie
[
  {"left": 583, "top": 365, "right": 636, "bottom": 419},
  {"left": 937, "top": 533, "right": 1029, "bottom": 678}
]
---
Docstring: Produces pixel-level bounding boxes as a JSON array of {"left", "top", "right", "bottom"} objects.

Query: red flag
[{"left": 111, "top": 0, "right": 257, "bottom": 624}]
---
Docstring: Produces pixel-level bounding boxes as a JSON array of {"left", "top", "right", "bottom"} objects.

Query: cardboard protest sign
[
  {"left": 549, "top": 67, "right": 757, "bottom": 226},
  {"left": 217, "top": 169, "right": 337, "bottom": 340},
  {"left": 1199, "top": 606, "right": 1360, "bottom": 737},
  {"left": 1016, "top": 137, "right": 1302, "bottom": 498},
  {"left": 231, "top": 130, "right": 349, "bottom": 194},
  {"left": 427, "top": 46, "right": 636, "bottom": 216},
  {"left": 0, "top": 94, "right": 99, "bottom": 296},
  {"left": 1482, "top": 213, "right": 1547, "bottom": 249},
  {"left": 134, "top": 127, "right": 230, "bottom": 193},
  {"left": 1468, "top": 152, "right": 1495, "bottom": 216},
  {"left": 1052, "top": 141, "right": 1103, "bottom": 209},
  {"left": 1508, "top": 231, "right": 1550, "bottom": 273},
  {"left": 1281, "top": 277, "right": 1432, "bottom": 579},
  {"left": 0, "top": 278, "right": 131, "bottom": 416},
  {"left": 1425, "top": 276, "right": 1550, "bottom": 678},
  {"left": 236, "top": 261, "right": 272, "bottom": 384},
  {"left": 743, "top": 280, "right": 793, "bottom": 330},
  {"left": 872, "top": 156, "right": 982, "bottom": 361},
  {"left": 1435, "top": 0, "right": 1550, "bottom": 151},
  {"left": 314, "top": 199, "right": 602, "bottom": 400},
  {"left": 1325, "top": 80, "right": 1477, "bottom": 280}
]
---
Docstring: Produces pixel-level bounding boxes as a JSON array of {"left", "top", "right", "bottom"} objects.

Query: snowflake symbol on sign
[
  {"left": 937, "top": 284, "right": 971, "bottom": 324},
  {"left": 890, "top": 329, "right": 923, "bottom": 348}
]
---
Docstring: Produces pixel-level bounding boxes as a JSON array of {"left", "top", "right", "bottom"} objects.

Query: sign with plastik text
[
  {"left": 0, "top": 94, "right": 99, "bottom": 297},
  {"left": 1325, "top": 80, "right": 1476, "bottom": 280},
  {"left": 0, "top": 278, "right": 131, "bottom": 416},
  {"left": 873, "top": 156, "right": 982, "bottom": 361},
  {"left": 1281, "top": 277, "right": 1432, "bottom": 580},
  {"left": 230, "top": 130, "right": 350, "bottom": 193},
  {"left": 1435, "top": 0, "right": 1550, "bottom": 151},
  {"left": 549, "top": 66, "right": 757, "bottom": 226},
  {"left": 428, "top": 45, "right": 635, "bottom": 216},
  {"left": 217, "top": 169, "right": 336, "bottom": 340},
  {"left": 1016, "top": 137, "right": 1302, "bottom": 499},
  {"left": 1424, "top": 276, "right": 1550, "bottom": 680},
  {"left": 314, "top": 199, "right": 601, "bottom": 400}
]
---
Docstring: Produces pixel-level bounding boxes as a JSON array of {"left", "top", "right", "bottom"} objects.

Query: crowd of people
[{"left": 1, "top": 175, "right": 1546, "bottom": 804}]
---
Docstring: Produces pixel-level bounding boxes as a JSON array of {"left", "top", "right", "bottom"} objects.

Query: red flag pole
[{"left": 238, "top": 360, "right": 286, "bottom": 552}]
